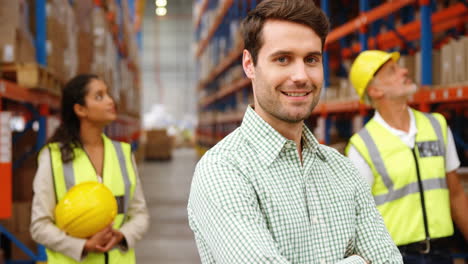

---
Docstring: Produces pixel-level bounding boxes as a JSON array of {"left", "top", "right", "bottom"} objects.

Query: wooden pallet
[{"left": 0, "top": 63, "right": 63, "bottom": 96}]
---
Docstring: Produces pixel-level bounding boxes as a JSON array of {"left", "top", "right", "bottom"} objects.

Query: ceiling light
[
  {"left": 155, "top": 7, "right": 167, "bottom": 16},
  {"left": 156, "top": 0, "right": 167, "bottom": 7}
]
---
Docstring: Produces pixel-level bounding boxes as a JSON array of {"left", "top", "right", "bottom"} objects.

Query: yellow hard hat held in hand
[
  {"left": 349, "top": 50, "right": 400, "bottom": 103},
  {"left": 55, "top": 181, "right": 118, "bottom": 238}
]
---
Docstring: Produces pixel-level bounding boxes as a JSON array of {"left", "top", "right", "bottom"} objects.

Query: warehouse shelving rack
[
  {"left": 195, "top": 0, "right": 468, "bottom": 157},
  {"left": 0, "top": 0, "right": 146, "bottom": 263},
  {"left": 0, "top": 79, "right": 51, "bottom": 263}
]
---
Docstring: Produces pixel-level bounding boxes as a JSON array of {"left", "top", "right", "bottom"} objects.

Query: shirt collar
[
  {"left": 373, "top": 107, "right": 418, "bottom": 137},
  {"left": 240, "top": 106, "right": 319, "bottom": 166}
]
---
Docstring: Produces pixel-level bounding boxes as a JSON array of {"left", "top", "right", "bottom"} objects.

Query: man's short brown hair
[{"left": 241, "top": 0, "right": 330, "bottom": 65}]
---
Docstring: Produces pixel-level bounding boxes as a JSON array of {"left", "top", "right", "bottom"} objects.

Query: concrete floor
[{"left": 135, "top": 148, "right": 200, "bottom": 264}]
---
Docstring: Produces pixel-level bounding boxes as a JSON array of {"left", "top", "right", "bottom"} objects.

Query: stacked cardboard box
[
  {"left": 45, "top": 0, "right": 78, "bottom": 82},
  {"left": 453, "top": 36, "right": 468, "bottom": 84},
  {"left": 119, "top": 60, "right": 132, "bottom": 113},
  {"left": 440, "top": 41, "right": 454, "bottom": 86},
  {"left": 413, "top": 49, "right": 441, "bottom": 87},
  {"left": 63, "top": 0, "right": 78, "bottom": 81},
  {"left": 437, "top": 38, "right": 468, "bottom": 86},
  {"left": 12, "top": 129, "right": 38, "bottom": 202},
  {"left": 91, "top": 7, "right": 121, "bottom": 103},
  {"left": 0, "top": 0, "right": 36, "bottom": 64},
  {"left": 74, "top": 0, "right": 94, "bottom": 74},
  {"left": 145, "top": 129, "right": 174, "bottom": 160},
  {"left": 90, "top": 7, "right": 109, "bottom": 78}
]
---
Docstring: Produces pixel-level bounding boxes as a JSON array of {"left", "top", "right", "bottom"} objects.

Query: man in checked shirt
[{"left": 188, "top": 0, "right": 402, "bottom": 263}]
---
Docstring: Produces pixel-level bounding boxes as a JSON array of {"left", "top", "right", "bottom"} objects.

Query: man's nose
[{"left": 290, "top": 62, "right": 308, "bottom": 84}]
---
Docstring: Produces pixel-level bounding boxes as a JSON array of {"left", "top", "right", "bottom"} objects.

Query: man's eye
[
  {"left": 277, "top": 57, "right": 288, "bottom": 63},
  {"left": 306, "top": 57, "right": 318, "bottom": 64},
  {"left": 96, "top": 94, "right": 103, "bottom": 100}
]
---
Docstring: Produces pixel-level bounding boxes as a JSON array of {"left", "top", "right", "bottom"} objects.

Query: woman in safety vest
[{"left": 31, "top": 74, "right": 149, "bottom": 263}]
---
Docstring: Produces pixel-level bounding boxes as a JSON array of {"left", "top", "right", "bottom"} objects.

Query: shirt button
[{"left": 285, "top": 142, "right": 293, "bottom": 149}]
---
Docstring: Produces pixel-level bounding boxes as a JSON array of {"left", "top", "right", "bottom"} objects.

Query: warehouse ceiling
[{"left": 141, "top": 0, "right": 196, "bottom": 128}]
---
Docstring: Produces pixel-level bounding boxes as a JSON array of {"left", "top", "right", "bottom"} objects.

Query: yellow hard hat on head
[{"left": 349, "top": 50, "right": 400, "bottom": 102}]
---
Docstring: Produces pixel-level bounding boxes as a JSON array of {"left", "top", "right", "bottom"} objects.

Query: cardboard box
[
  {"left": 432, "top": 50, "right": 441, "bottom": 86},
  {"left": 0, "top": 217, "right": 15, "bottom": 232},
  {"left": 325, "top": 86, "right": 339, "bottom": 101},
  {"left": 12, "top": 130, "right": 37, "bottom": 162},
  {"left": 0, "top": 28, "right": 36, "bottom": 63},
  {"left": 0, "top": 0, "right": 29, "bottom": 31},
  {"left": 73, "top": 0, "right": 94, "bottom": 33},
  {"left": 415, "top": 50, "right": 442, "bottom": 86},
  {"left": 452, "top": 37, "right": 468, "bottom": 84},
  {"left": 145, "top": 130, "right": 174, "bottom": 160},
  {"left": 0, "top": 0, "right": 36, "bottom": 63},
  {"left": 46, "top": 15, "right": 66, "bottom": 80},
  {"left": 77, "top": 30, "right": 94, "bottom": 74},
  {"left": 13, "top": 154, "right": 36, "bottom": 202},
  {"left": 453, "top": 38, "right": 466, "bottom": 84},
  {"left": 63, "top": 2, "right": 78, "bottom": 81},
  {"left": 13, "top": 202, "right": 32, "bottom": 233},
  {"left": 441, "top": 41, "right": 454, "bottom": 85},
  {"left": 41, "top": 0, "right": 77, "bottom": 81},
  {"left": 338, "top": 78, "right": 352, "bottom": 100},
  {"left": 0, "top": 201, "right": 32, "bottom": 233},
  {"left": 12, "top": 130, "right": 37, "bottom": 202}
]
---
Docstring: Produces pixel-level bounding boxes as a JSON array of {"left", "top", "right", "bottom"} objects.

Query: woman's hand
[
  {"left": 95, "top": 229, "right": 125, "bottom": 252},
  {"left": 83, "top": 225, "right": 113, "bottom": 253}
]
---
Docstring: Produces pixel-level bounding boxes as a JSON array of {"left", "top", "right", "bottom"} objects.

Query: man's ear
[
  {"left": 74, "top": 103, "right": 87, "bottom": 118},
  {"left": 242, "top": 50, "right": 255, "bottom": 79},
  {"left": 366, "top": 81, "right": 384, "bottom": 100}
]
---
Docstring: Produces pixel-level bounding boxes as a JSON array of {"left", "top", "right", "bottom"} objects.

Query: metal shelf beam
[
  {"left": 326, "top": 0, "right": 416, "bottom": 44},
  {"left": 196, "top": 0, "right": 234, "bottom": 58}
]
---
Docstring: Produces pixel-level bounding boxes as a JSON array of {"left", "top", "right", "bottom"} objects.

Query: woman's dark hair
[{"left": 49, "top": 74, "right": 99, "bottom": 162}]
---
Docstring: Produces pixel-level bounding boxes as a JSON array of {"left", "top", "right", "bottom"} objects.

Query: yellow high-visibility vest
[
  {"left": 346, "top": 109, "right": 453, "bottom": 246},
  {"left": 46, "top": 134, "right": 136, "bottom": 263}
]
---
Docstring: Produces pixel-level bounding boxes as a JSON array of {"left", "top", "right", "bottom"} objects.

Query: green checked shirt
[{"left": 188, "top": 106, "right": 402, "bottom": 264}]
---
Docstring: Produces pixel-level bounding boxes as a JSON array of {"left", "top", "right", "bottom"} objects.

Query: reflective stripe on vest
[
  {"left": 423, "top": 113, "right": 445, "bottom": 157},
  {"left": 373, "top": 178, "right": 447, "bottom": 206},
  {"left": 357, "top": 118, "right": 448, "bottom": 206},
  {"left": 358, "top": 129, "right": 394, "bottom": 193},
  {"left": 60, "top": 141, "right": 132, "bottom": 221},
  {"left": 348, "top": 110, "right": 453, "bottom": 245},
  {"left": 111, "top": 140, "right": 131, "bottom": 219}
]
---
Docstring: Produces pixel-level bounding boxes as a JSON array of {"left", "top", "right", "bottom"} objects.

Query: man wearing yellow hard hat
[{"left": 345, "top": 50, "right": 468, "bottom": 263}]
